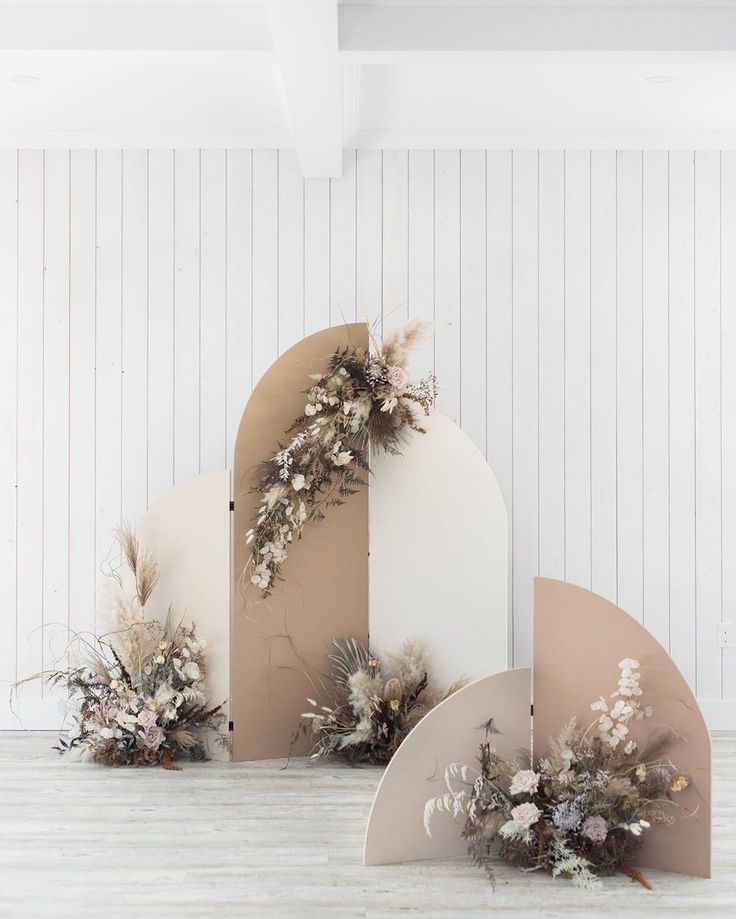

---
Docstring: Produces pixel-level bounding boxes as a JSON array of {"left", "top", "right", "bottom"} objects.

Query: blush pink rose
[
  {"left": 581, "top": 815, "right": 608, "bottom": 844},
  {"left": 386, "top": 365, "right": 409, "bottom": 396},
  {"left": 137, "top": 709, "right": 157, "bottom": 729},
  {"left": 142, "top": 725, "right": 165, "bottom": 750}
]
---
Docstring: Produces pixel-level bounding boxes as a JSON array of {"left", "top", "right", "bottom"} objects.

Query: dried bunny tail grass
[
  {"left": 347, "top": 669, "right": 383, "bottom": 719},
  {"left": 379, "top": 319, "right": 432, "bottom": 369},
  {"left": 381, "top": 639, "right": 430, "bottom": 687},
  {"left": 99, "top": 579, "right": 159, "bottom": 678}
]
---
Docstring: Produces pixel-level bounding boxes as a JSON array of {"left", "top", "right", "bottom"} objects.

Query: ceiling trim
[
  {"left": 0, "top": 2, "right": 272, "bottom": 50},
  {"left": 0, "top": 131, "right": 293, "bottom": 149},
  {"left": 351, "top": 130, "right": 736, "bottom": 151},
  {"left": 3, "top": 132, "right": 736, "bottom": 152},
  {"left": 339, "top": 3, "right": 736, "bottom": 54}
]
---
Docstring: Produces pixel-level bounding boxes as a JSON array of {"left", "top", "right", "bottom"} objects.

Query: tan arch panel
[
  {"left": 231, "top": 323, "right": 369, "bottom": 761},
  {"left": 363, "top": 668, "right": 531, "bottom": 866},
  {"left": 534, "top": 577, "right": 711, "bottom": 878}
]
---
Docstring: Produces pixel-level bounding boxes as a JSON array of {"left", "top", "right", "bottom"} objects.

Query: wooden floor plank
[{"left": 0, "top": 732, "right": 734, "bottom": 918}]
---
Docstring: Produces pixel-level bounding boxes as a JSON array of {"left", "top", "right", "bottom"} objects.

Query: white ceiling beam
[
  {"left": 339, "top": 3, "right": 736, "bottom": 56},
  {"left": 0, "top": 2, "right": 272, "bottom": 51},
  {"left": 267, "top": 0, "right": 342, "bottom": 178}
]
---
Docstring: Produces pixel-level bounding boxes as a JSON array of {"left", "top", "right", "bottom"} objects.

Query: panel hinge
[
  {"left": 530, "top": 704, "right": 534, "bottom": 717},
  {"left": 228, "top": 720, "right": 234, "bottom": 732},
  {"left": 229, "top": 500, "right": 235, "bottom": 512}
]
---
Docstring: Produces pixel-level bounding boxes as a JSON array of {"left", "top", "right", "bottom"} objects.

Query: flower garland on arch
[{"left": 245, "top": 321, "right": 437, "bottom": 596}]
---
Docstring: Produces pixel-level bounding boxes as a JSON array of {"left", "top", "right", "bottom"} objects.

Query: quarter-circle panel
[
  {"left": 534, "top": 577, "right": 711, "bottom": 878},
  {"left": 363, "top": 668, "right": 531, "bottom": 866}
]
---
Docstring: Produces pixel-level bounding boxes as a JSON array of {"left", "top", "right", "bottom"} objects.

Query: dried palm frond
[
  {"left": 297, "top": 637, "right": 463, "bottom": 766},
  {"left": 327, "top": 637, "right": 370, "bottom": 685}
]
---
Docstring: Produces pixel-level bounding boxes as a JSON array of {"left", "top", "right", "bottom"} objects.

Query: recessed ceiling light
[
  {"left": 645, "top": 75, "right": 675, "bottom": 84},
  {"left": 9, "top": 74, "right": 39, "bottom": 83}
]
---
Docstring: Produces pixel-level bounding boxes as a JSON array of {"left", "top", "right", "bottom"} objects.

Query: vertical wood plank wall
[{"left": 0, "top": 149, "right": 733, "bottom": 726}]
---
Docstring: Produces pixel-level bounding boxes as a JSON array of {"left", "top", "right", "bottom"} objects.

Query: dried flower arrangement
[
  {"left": 245, "top": 321, "right": 437, "bottom": 596},
  {"left": 295, "top": 637, "right": 467, "bottom": 765},
  {"left": 425, "top": 659, "right": 692, "bottom": 889},
  {"left": 21, "top": 528, "right": 226, "bottom": 769}
]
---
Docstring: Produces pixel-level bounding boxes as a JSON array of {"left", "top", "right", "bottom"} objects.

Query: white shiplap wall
[{"left": 1, "top": 148, "right": 734, "bottom": 728}]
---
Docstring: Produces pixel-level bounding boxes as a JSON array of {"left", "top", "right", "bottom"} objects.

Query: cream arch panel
[
  {"left": 369, "top": 412, "right": 508, "bottom": 684},
  {"left": 136, "top": 470, "right": 231, "bottom": 761}
]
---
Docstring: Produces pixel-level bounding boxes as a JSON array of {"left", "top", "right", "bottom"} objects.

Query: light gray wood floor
[{"left": 1, "top": 731, "right": 735, "bottom": 918}]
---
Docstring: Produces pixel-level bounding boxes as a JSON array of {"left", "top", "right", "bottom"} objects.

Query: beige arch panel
[
  {"left": 231, "top": 323, "right": 369, "bottom": 761},
  {"left": 369, "top": 412, "right": 508, "bottom": 685},
  {"left": 363, "top": 668, "right": 531, "bottom": 866},
  {"left": 534, "top": 577, "right": 711, "bottom": 878},
  {"left": 136, "top": 470, "right": 231, "bottom": 761}
]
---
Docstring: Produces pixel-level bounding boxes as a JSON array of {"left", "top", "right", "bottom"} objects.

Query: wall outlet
[{"left": 718, "top": 622, "right": 735, "bottom": 648}]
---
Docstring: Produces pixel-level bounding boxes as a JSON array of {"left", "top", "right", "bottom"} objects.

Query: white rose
[
  {"left": 291, "top": 473, "right": 306, "bottom": 491},
  {"left": 333, "top": 451, "right": 352, "bottom": 467},
  {"left": 509, "top": 769, "right": 540, "bottom": 796},
  {"left": 511, "top": 802, "right": 542, "bottom": 830},
  {"left": 183, "top": 661, "right": 201, "bottom": 681},
  {"left": 304, "top": 404, "right": 316, "bottom": 416}
]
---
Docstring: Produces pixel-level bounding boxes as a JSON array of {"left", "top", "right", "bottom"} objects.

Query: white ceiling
[
  {"left": 1, "top": 1, "right": 736, "bottom": 175},
  {"left": 0, "top": 51, "right": 287, "bottom": 144}
]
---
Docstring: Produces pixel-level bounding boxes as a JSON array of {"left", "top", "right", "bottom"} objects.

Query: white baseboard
[
  {"left": 0, "top": 698, "right": 67, "bottom": 732},
  {"left": 4, "top": 696, "right": 736, "bottom": 732},
  {"left": 698, "top": 700, "right": 736, "bottom": 731}
]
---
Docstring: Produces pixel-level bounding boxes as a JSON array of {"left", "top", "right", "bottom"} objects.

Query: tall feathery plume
[{"left": 379, "top": 319, "right": 432, "bottom": 369}]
